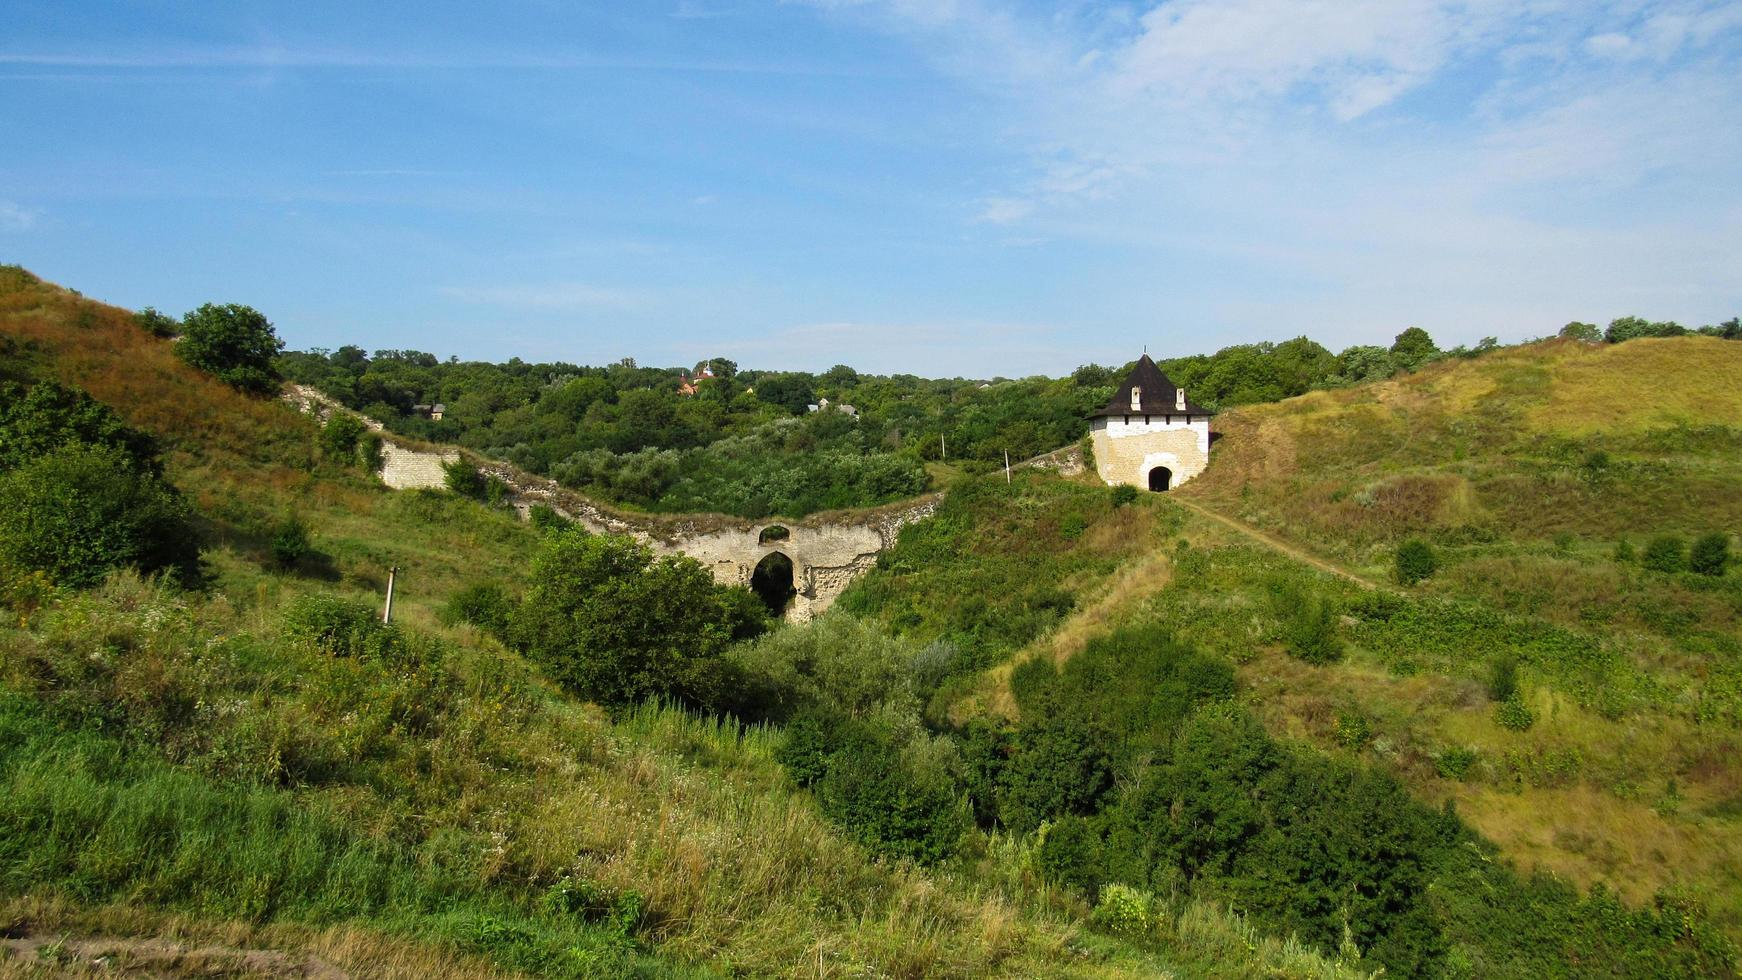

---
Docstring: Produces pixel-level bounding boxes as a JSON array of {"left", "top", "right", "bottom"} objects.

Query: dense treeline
[{"left": 277, "top": 313, "right": 1736, "bottom": 518}]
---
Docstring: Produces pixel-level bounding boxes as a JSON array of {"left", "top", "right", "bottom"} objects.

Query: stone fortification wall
[
  {"left": 380, "top": 443, "right": 459, "bottom": 490},
  {"left": 282, "top": 383, "right": 940, "bottom": 620},
  {"left": 1018, "top": 443, "right": 1087, "bottom": 477},
  {"left": 475, "top": 460, "right": 941, "bottom": 621},
  {"left": 1090, "top": 417, "right": 1210, "bottom": 489}
]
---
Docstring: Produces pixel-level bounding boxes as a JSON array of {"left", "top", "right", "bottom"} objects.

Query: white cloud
[
  {"left": 0, "top": 201, "right": 39, "bottom": 232},
  {"left": 974, "top": 196, "right": 1034, "bottom": 224},
  {"left": 440, "top": 283, "right": 651, "bottom": 312}
]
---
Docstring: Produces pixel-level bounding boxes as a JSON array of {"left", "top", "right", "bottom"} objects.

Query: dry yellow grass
[{"left": 1531, "top": 335, "right": 1742, "bottom": 435}]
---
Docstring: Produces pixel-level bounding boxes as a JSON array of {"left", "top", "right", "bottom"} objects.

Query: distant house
[
  {"left": 1086, "top": 354, "right": 1213, "bottom": 492},
  {"left": 430, "top": 403, "right": 446, "bottom": 422},
  {"left": 677, "top": 362, "right": 716, "bottom": 397},
  {"left": 806, "top": 397, "right": 857, "bottom": 417}
]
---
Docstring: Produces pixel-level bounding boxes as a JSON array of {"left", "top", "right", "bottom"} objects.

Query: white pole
[
  {"left": 940, "top": 434, "right": 946, "bottom": 461},
  {"left": 383, "top": 565, "right": 398, "bottom": 624},
  {"left": 1005, "top": 450, "right": 1011, "bottom": 484}
]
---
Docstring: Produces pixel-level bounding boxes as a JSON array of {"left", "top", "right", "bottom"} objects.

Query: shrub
[
  {"left": 0, "top": 379, "right": 160, "bottom": 472},
  {"left": 1613, "top": 538, "right": 1636, "bottom": 563},
  {"left": 1641, "top": 535, "right": 1686, "bottom": 573},
  {"left": 814, "top": 729, "right": 968, "bottom": 864},
  {"left": 727, "top": 613, "right": 922, "bottom": 724},
  {"left": 443, "top": 459, "right": 487, "bottom": 499},
  {"left": 1495, "top": 694, "right": 1535, "bottom": 732},
  {"left": 1334, "top": 711, "right": 1372, "bottom": 749},
  {"left": 1393, "top": 539, "right": 1439, "bottom": 585},
  {"left": 281, "top": 593, "right": 398, "bottom": 658},
  {"left": 0, "top": 444, "right": 199, "bottom": 586},
  {"left": 1690, "top": 532, "right": 1730, "bottom": 577},
  {"left": 441, "top": 582, "right": 513, "bottom": 638},
  {"left": 319, "top": 412, "right": 368, "bottom": 464},
  {"left": 1436, "top": 746, "right": 1479, "bottom": 780},
  {"left": 527, "top": 504, "right": 576, "bottom": 535},
  {"left": 773, "top": 710, "right": 837, "bottom": 787},
  {"left": 174, "top": 303, "right": 285, "bottom": 395},
  {"left": 270, "top": 514, "right": 311, "bottom": 569},
  {"left": 1035, "top": 815, "right": 1103, "bottom": 896},
  {"left": 1090, "top": 883, "right": 1153, "bottom": 937},
  {"left": 1279, "top": 590, "right": 1342, "bottom": 664},
  {"left": 1110, "top": 483, "right": 1138, "bottom": 507},
  {"left": 509, "top": 533, "right": 767, "bottom": 711},
  {"left": 1488, "top": 655, "right": 1519, "bottom": 703},
  {"left": 134, "top": 306, "right": 179, "bottom": 338},
  {"left": 997, "top": 716, "right": 1114, "bottom": 832}
]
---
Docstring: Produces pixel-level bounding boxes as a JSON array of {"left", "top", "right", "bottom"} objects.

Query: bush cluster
[
  {"left": 1393, "top": 538, "right": 1439, "bottom": 585},
  {"left": 0, "top": 381, "right": 200, "bottom": 586}
]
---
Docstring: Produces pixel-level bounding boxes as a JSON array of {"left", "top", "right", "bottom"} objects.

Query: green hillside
[
  {"left": 3, "top": 266, "right": 1738, "bottom": 977},
  {"left": 893, "top": 336, "right": 1742, "bottom": 973},
  {"left": 0, "top": 271, "right": 1374, "bottom": 975}
]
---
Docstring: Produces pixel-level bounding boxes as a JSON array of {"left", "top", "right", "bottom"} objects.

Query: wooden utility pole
[{"left": 383, "top": 566, "right": 398, "bottom": 624}]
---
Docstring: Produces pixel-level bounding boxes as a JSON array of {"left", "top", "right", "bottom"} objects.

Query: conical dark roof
[{"left": 1089, "top": 354, "right": 1212, "bottom": 418}]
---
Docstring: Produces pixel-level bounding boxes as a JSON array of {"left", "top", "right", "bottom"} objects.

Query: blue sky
[{"left": 2, "top": 1, "right": 1738, "bottom": 376}]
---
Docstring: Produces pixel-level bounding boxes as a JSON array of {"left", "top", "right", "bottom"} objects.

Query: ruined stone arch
[{"left": 749, "top": 551, "right": 797, "bottom": 616}]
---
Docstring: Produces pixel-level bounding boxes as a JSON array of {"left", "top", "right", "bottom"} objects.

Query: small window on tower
[{"left": 1130, "top": 386, "right": 1142, "bottom": 411}]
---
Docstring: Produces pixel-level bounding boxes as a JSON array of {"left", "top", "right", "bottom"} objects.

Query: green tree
[
  {"left": 754, "top": 373, "right": 816, "bottom": 415},
  {"left": 134, "top": 306, "right": 179, "bottom": 338},
  {"left": 270, "top": 513, "right": 311, "bottom": 569},
  {"left": 0, "top": 444, "right": 199, "bottom": 586},
  {"left": 1690, "top": 533, "right": 1730, "bottom": 577},
  {"left": 1559, "top": 321, "right": 1601, "bottom": 342},
  {"left": 1604, "top": 316, "right": 1686, "bottom": 344},
  {"left": 1389, "top": 327, "right": 1440, "bottom": 371},
  {"left": 1641, "top": 535, "right": 1686, "bottom": 573},
  {"left": 1334, "top": 344, "right": 1394, "bottom": 383},
  {"left": 997, "top": 716, "right": 1114, "bottom": 833},
  {"left": 175, "top": 303, "right": 285, "bottom": 395},
  {"left": 815, "top": 727, "right": 969, "bottom": 864},
  {"left": 318, "top": 413, "right": 367, "bottom": 464},
  {"left": 0, "top": 380, "right": 160, "bottom": 472},
  {"left": 509, "top": 533, "right": 767, "bottom": 711},
  {"left": 1394, "top": 538, "right": 1439, "bottom": 585}
]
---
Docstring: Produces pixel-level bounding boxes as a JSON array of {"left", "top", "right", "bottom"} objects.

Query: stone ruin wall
[{"left": 287, "top": 385, "right": 965, "bottom": 619}]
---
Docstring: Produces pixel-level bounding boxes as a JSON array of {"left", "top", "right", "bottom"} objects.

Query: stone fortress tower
[{"left": 1087, "top": 354, "right": 1213, "bottom": 491}]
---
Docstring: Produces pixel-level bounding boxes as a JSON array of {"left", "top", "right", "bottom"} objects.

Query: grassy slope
[
  {"left": 0, "top": 267, "right": 1366, "bottom": 978},
  {"left": 1098, "top": 339, "right": 1742, "bottom": 939},
  {"left": 1179, "top": 335, "right": 1742, "bottom": 559}
]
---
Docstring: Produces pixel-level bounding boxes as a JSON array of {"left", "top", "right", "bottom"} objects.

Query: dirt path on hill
[
  {"left": 0, "top": 931, "right": 347, "bottom": 979},
  {"left": 1170, "top": 497, "right": 1383, "bottom": 589},
  {"left": 965, "top": 550, "right": 1176, "bottom": 722}
]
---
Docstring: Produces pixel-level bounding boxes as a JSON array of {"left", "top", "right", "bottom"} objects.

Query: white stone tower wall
[{"left": 1090, "top": 416, "right": 1210, "bottom": 489}]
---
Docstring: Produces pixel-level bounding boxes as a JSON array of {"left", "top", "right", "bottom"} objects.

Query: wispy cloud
[
  {"left": 800, "top": 0, "right": 1742, "bottom": 341},
  {"left": 440, "top": 283, "right": 652, "bottom": 313},
  {"left": 0, "top": 201, "right": 40, "bottom": 232}
]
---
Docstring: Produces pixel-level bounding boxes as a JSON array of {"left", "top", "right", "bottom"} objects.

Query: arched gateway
[{"left": 1087, "top": 354, "right": 1214, "bottom": 492}]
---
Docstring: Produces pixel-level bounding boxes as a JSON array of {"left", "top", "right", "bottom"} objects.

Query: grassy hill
[
  {"left": 0, "top": 270, "right": 1381, "bottom": 976},
  {"left": 1180, "top": 334, "right": 1742, "bottom": 558},
  {"left": 4, "top": 266, "right": 1738, "bottom": 976},
  {"left": 1158, "top": 337, "right": 1742, "bottom": 939}
]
